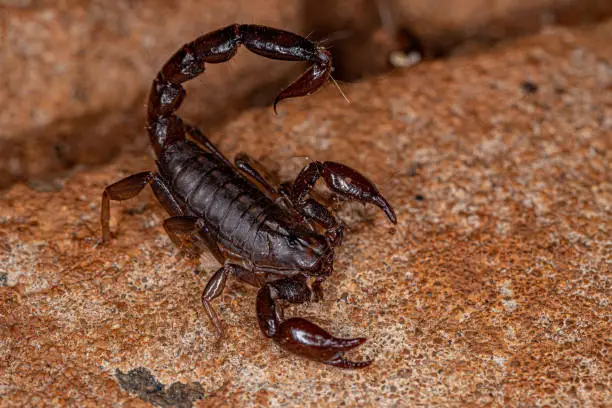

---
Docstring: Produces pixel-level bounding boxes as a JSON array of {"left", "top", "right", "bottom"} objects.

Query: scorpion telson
[{"left": 100, "top": 24, "right": 396, "bottom": 368}]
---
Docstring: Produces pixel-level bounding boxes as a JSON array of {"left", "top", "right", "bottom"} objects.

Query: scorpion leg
[
  {"left": 201, "top": 263, "right": 247, "bottom": 339},
  {"left": 161, "top": 215, "right": 237, "bottom": 339},
  {"left": 187, "top": 124, "right": 278, "bottom": 197},
  {"left": 280, "top": 181, "right": 344, "bottom": 246},
  {"left": 185, "top": 124, "right": 233, "bottom": 168},
  {"left": 163, "top": 216, "right": 203, "bottom": 258},
  {"left": 101, "top": 172, "right": 175, "bottom": 243},
  {"left": 256, "top": 277, "right": 371, "bottom": 368},
  {"left": 187, "top": 126, "right": 278, "bottom": 200},
  {"left": 290, "top": 161, "right": 397, "bottom": 224},
  {"left": 234, "top": 153, "right": 278, "bottom": 196},
  {"left": 201, "top": 265, "right": 230, "bottom": 338}
]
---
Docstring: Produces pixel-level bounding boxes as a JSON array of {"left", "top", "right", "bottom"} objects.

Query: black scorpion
[{"left": 100, "top": 24, "right": 397, "bottom": 368}]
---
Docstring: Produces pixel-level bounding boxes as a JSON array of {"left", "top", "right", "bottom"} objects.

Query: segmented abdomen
[{"left": 158, "top": 140, "right": 276, "bottom": 256}]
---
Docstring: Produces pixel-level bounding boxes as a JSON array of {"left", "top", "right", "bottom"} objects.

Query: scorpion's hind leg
[
  {"left": 162, "top": 216, "right": 204, "bottom": 258},
  {"left": 186, "top": 124, "right": 282, "bottom": 200},
  {"left": 101, "top": 172, "right": 177, "bottom": 243},
  {"left": 161, "top": 216, "right": 240, "bottom": 341},
  {"left": 289, "top": 161, "right": 397, "bottom": 225},
  {"left": 201, "top": 265, "right": 231, "bottom": 339},
  {"left": 256, "top": 278, "right": 372, "bottom": 368}
]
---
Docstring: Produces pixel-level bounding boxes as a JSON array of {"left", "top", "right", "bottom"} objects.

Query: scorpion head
[
  {"left": 261, "top": 225, "right": 332, "bottom": 276},
  {"left": 286, "top": 230, "right": 332, "bottom": 276}
]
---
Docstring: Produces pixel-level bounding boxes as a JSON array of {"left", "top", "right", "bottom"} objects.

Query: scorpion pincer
[{"left": 100, "top": 24, "right": 396, "bottom": 368}]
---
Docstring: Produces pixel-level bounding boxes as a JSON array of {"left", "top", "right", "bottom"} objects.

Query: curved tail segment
[{"left": 146, "top": 24, "right": 333, "bottom": 157}]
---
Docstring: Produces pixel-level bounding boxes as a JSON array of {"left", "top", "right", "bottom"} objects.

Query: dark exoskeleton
[{"left": 100, "top": 24, "right": 396, "bottom": 368}]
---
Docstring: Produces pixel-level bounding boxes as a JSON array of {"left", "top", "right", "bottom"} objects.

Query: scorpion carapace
[{"left": 100, "top": 24, "right": 397, "bottom": 369}]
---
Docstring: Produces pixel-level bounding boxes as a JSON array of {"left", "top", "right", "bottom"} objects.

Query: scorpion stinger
[
  {"left": 101, "top": 24, "right": 396, "bottom": 368},
  {"left": 273, "top": 59, "right": 331, "bottom": 113}
]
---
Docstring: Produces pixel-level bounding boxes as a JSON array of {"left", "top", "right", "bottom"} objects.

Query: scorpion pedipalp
[
  {"left": 289, "top": 161, "right": 397, "bottom": 225},
  {"left": 274, "top": 318, "right": 372, "bottom": 369},
  {"left": 256, "top": 278, "right": 371, "bottom": 368}
]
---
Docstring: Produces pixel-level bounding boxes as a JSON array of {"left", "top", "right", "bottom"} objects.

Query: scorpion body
[
  {"left": 101, "top": 24, "right": 396, "bottom": 368},
  {"left": 159, "top": 139, "right": 329, "bottom": 273}
]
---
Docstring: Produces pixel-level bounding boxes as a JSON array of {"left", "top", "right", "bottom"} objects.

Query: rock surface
[
  {"left": 305, "top": 0, "right": 612, "bottom": 80},
  {"left": 3, "top": 0, "right": 612, "bottom": 190},
  {"left": 1, "top": 18, "right": 611, "bottom": 407},
  {"left": 0, "top": 0, "right": 304, "bottom": 189}
]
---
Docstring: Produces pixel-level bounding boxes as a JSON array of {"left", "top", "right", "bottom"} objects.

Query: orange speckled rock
[{"left": 1, "top": 19, "right": 610, "bottom": 407}]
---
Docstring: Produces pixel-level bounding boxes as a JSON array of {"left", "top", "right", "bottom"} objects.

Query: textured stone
[
  {"left": 0, "top": 0, "right": 304, "bottom": 188},
  {"left": 1, "top": 18, "right": 611, "bottom": 407},
  {"left": 3, "top": 0, "right": 612, "bottom": 191},
  {"left": 306, "top": 0, "right": 612, "bottom": 79}
]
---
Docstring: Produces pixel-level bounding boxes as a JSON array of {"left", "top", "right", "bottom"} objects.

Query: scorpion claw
[
  {"left": 274, "top": 317, "right": 372, "bottom": 368},
  {"left": 322, "top": 161, "right": 397, "bottom": 224}
]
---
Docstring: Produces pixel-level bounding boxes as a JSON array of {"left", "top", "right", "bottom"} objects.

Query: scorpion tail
[{"left": 147, "top": 24, "right": 333, "bottom": 157}]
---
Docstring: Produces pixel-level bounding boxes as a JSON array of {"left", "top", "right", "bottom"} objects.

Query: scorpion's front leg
[
  {"left": 257, "top": 277, "right": 371, "bottom": 368},
  {"left": 200, "top": 263, "right": 251, "bottom": 340},
  {"left": 185, "top": 124, "right": 233, "bottom": 168},
  {"left": 201, "top": 265, "right": 232, "bottom": 338},
  {"left": 289, "top": 161, "right": 397, "bottom": 225},
  {"left": 280, "top": 182, "right": 345, "bottom": 246}
]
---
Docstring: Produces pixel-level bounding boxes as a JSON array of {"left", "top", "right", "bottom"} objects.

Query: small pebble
[{"left": 521, "top": 81, "right": 538, "bottom": 94}]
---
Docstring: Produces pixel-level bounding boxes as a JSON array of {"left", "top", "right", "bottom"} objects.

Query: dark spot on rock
[
  {"left": 407, "top": 163, "right": 419, "bottom": 177},
  {"left": 415, "top": 194, "right": 425, "bottom": 201},
  {"left": 115, "top": 367, "right": 205, "bottom": 408},
  {"left": 337, "top": 291, "right": 349, "bottom": 303},
  {"left": 521, "top": 81, "right": 538, "bottom": 94},
  {"left": 54, "top": 142, "right": 69, "bottom": 161},
  {"left": 0, "top": 273, "right": 7, "bottom": 287},
  {"left": 27, "top": 179, "right": 64, "bottom": 192},
  {"left": 116, "top": 367, "right": 162, "bottom": 394}
]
